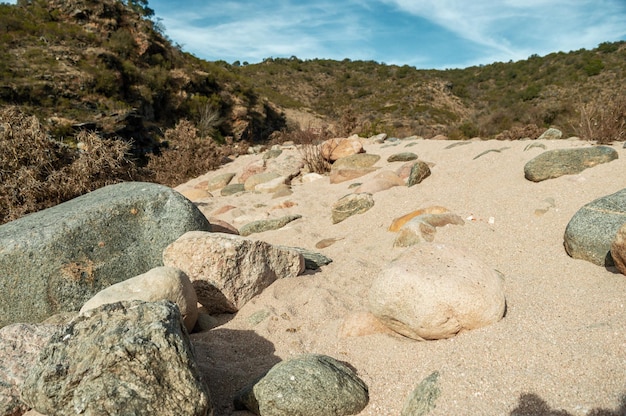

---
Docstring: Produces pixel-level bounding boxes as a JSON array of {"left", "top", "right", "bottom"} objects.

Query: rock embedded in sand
[
  {"left": 329, "top": 167, "right": 379, "bottom": 184},
  {"left": 611, "top": 223, "right": 626, "bottom": 275},
  {"left": 80, "top": 266, "right": 199, "bottom": 332},
  {"left": 331, "top": 193, "right": 375, "bottom": 224},
  {"left": 244, "top": 171, "right": 281, "bottom": 191},
  {"left": 537, "top": 127, "right": 563, "bottom": 140},
  {"left": 221, "top": 183, "right": 246, "bottom": 196},
  {"left": 393, "top": 213, "right": 465, "bottom": 247},
  {"left": 564, "top": 188, "right": 626, "bottom": 266},
  {"left": 239, "top": 214, "right": 303, "bottom": 236},
  {"left": 332, "top": 153, "right": 381, "bottom": 169},
  {"left": 321, "top": 137, "right": 364, "bottom": 161},
  {"left": 207, "top": 172, "right": 236, "bottom": 191},
  {"left": 239, "top": 159, "right": 267, "bottom": 183},
  {"left": 389, "top": 206, "right": 451, "bottom": 232},
  {"left": 368, "top": 243, "right": 506, "bottom": 340},
  {"left": 387, "top": 152, "right": 418, "bottom": 162},
  {"left": 21, "top": 300, "right": 211, "bottom": 416},
  {"left": 407, "top": 160, "right": 432, "bottom": 186},
  {"left": 400, "top": 371, "right": 441, "bottom": 416},
  {"left": 524, "top": 146, "right": 618, "bottom": 182},
  {"left": 163, "top": 231, "right": 305, "bottom": 313},
  {"left": 234, "top": 354, "right": 369, "bottom": 416}
]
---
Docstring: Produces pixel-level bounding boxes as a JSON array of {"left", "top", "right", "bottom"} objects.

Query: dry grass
[
  {"left": 278, "top": 124, "right": 333, "bottom": 174},
  {"left": 0, "top": 106, "right": 140, "bottom": 224},
  {"left": 495, "top": 124, "right": 544, "bottom": 141},
  {"left": 145, "top": 119, "right": 233, "bottom": 187},
  {"left": 574, "top": 94, "right": 626, "bottom": 144}
]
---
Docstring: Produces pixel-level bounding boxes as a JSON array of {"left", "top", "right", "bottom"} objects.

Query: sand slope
[{"left": 176, "top": 138, "right": 626, "bottom": 416}]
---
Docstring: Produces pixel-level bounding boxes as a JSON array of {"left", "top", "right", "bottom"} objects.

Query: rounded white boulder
[{"left": 368, "top": 243, "right": 506, "bottom": 340}]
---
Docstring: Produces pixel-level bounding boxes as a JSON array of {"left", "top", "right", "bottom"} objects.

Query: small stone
[
  {"left": 221, "top": 183, "right": 246, "bottom": 196},
  {"left": 331, "top": 193, "right": 375, "bottom": 224},
  {"left": 234, "top": 354, "right": 368, "bottom": 416},
  {"left": 387, "top": 152, "right": 418, "bottom": 162},
  {"left": 400, "top": 372, "right": 441, "bottom": 416},
  {"left": 524, "top": 146, "right": 618, "bottom": 182},
  {"left": 538, "top": 127, "right": 562, "bottom": 140},
  {"left": 207, "top": 172, "right": 236, "bottom": 191},
  {"left": 407, "top": 161, "right": 432, "bottom": 186},
  {"left": 239, "top": 214, "right": 303, "bottom": 236}
]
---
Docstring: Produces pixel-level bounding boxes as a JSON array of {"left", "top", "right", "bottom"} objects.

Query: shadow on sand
[{"left": 510, "top": 393, "right": 626, "bottom": 416}]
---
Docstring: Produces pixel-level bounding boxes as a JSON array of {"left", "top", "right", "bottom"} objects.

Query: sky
[
  {"left": 146, "top": 0, "right": 626, "bottom": 69},
  {"left": 7, "top": 0, "right": 626, "bottom": 69}
]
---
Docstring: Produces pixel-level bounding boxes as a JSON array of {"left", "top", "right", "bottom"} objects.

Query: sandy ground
[{"left": 175, "top": 138, "right": 626, "bottom": 416}]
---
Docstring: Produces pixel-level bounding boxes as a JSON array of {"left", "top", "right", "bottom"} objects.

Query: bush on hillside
[{"left": 574, "top": 94, "right": 626, "bottom": 143}]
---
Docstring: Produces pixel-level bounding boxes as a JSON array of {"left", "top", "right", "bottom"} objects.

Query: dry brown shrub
[
  {"left": 574, "top": 94, "right": 626, "bottom": 144},
  {"left": 0, "top": 106, "right": 140, "bottom": 224},
  {"left": 146, "top": 119, "right": 232, "bottom": 186},
  {"left": 279, "top": 124, "right": 333, "bottom": 174},
  {"left": 495, "top": 124, "right": 543, "bottom": 141}
]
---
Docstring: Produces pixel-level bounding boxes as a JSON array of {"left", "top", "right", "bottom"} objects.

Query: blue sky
[
  {"left": 147, "top": 0, "right": 626, "bottom": 69},
  {"left": 7, "top": 0, "right": 626, "bottom": 68}
]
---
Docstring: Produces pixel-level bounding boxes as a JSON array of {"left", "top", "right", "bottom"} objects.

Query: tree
[{"left": 127, "top": 0, "right": 154, "bottom": 17}]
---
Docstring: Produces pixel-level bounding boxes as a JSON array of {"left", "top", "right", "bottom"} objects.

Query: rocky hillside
[{"left": 0, "top": 0, "right": 286, "bottom": 155}]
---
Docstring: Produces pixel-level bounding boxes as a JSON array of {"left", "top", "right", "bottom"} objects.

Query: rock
[
  {"left": 400, "top": 372, "right": 441, "bottom": 416},
  {"left": 221, "top": 183, "right": 246, "bottom": 196},
  {"left": 239, "top": 159, "right": 267, "bottom": 183},
  {"left": 407, "top": 161, "right": 432, "bottom": 186},
  {"left": 266, "top": 154, "right": 305, "bottom": 180},
  {"left": 394, "top": 213, "right": 465, "bottom": 247},
  {"left": 211, "top": 205, "right": 237, "bottom": 216},
  {"left": 353, "top": 170, "right": 405, "bottom": 194},
  {"left": 244, "top": 172, "right": 282, "bottom": 191},
  {"left": 79, "top": 266, "right": 198, "bottom": 332},
  {"left": 234, "top": 354, "right": 368, "bottom": 416},
  {"left": 369, "top": 133, "right": 387, "bottom": 143},
  {"left": 0, "top": 324, "right": 58, "bottom": 416},
  {"left": 301, "top": 172, "right": 325, "bottom": 183},
  {"left": 0, "top": 182, "right": 211, "bottom": 328},
  {"left": 564, "top": 188, "right": 626, "bottom": 266},
  {"left": 538, "top": 127, "right": 563, "bottom": 140},
  {"left": 255, "top": 176, "right": 290, "bottom": 193},
  {"left": 263, "top": 148, "right": 282, "bottom": 160},
  {"left": 180, "top": 188, "right": 212, "bottom": 201},
  {"left": 524, "top": 146, "right": 618, "bottom": 182},
  {"left": 209, "top": 218, "right": 240, "bottom": 234},
  {"left": 387, "top": 152, "right": 418, "bottom": 162},
  {"left": 239, "top": 214, "right": 303, "bottom": 236},
  {"left": 611, "top": 223, "right": 626, "bottom": 274},
  {"left": 163, "top": 232, "right": 304, "bottom": 313},
  {"left": 389, "top": 206, "right": 451, "bottom": 232},
  {"left": 332, "top": 153, "right": 380, "bottom": 170},
  {"left": 277, "top": 246, "right": 333, "bottom": 270},
  {"left": 368, "top": 243, "right": 506, "bottom": 340},
  {"left": 338, "top": 311, "right": 397, "bottom": 338},
  {"left": 332, "top": 193, "right": 375, "bottom": 224},
  {"left": 21, "top": 300, "right": 211, "bottom": 416},
  {"left": 207, "top": 172, "right": 236, "bottom": 191},
  {"left": 321, "top": 137, "right": 364, "bottom": 161},
  {"left": 329, "top": 167, "right": 379, "bottom": 184},
  {"left": 431, "top": 134, "right": 448, "bottom": 140}
]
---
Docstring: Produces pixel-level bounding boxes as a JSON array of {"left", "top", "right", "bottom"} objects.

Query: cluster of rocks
[{"left": 0, "top": 129, "right": 624, "bottom": 415}]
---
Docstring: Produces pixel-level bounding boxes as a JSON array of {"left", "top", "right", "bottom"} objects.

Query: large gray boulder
[
  {"left": 234, "top": 354, "right": 368, "bottom": 416},
  {"left": 524, "top": 146, "right": 618, "bottom": 182},
  {"left": 564, "top": 188, "right": 626, "bottom": 266},
  {"left": 21, "top": 300, "right": 212, "bottom": 416},
  {"left": 0, "top": 182, "right": 211, "bottom": 328}
]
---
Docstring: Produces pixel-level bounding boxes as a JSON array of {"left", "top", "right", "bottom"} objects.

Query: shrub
[
  {"left": 278, "top": 124, "right": 332, "bottom": 174},
  {"left": 145, "top": 119, "right": 231, "bottom": 186},
  {"left": 0, "top": 106, "right": 140, "bottom": 224},
  {"left": 574, "top": 95, "right": 626, "bottom": 143}
]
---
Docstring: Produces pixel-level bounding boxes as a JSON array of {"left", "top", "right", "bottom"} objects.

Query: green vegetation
[{"left": 0, "top": 0, "right": 624, "bottom": 224}]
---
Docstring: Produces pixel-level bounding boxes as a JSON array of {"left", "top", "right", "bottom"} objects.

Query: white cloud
[
  {"left": 157, "top": 0, "right": 373, "bottom": 63},
  {"left": 379, "top": 0, "right": 626, "bottom": 63}
]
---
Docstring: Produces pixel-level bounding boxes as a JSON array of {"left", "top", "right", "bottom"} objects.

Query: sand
[{"left": 175, "top": 138, "right": 626, "bottom": 416}]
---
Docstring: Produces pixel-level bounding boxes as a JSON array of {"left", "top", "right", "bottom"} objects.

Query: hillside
[
  {"left": 0, "top": 0, "right": 625, "bottom": 224},
  {"left": 236, "top": 43, "right": 626, "bottom": 140}
]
